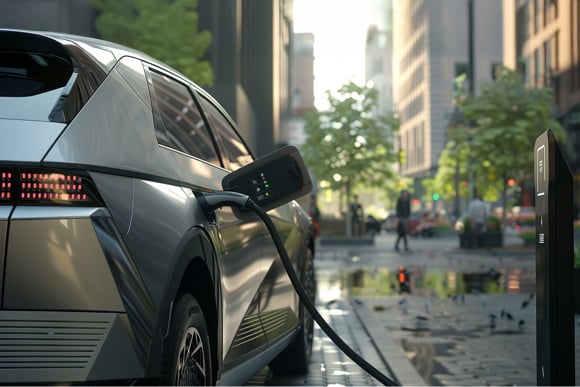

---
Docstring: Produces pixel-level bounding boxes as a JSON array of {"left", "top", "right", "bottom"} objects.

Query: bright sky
[{"left": 293, "top": 0, "right": 371, "bottom": 110}]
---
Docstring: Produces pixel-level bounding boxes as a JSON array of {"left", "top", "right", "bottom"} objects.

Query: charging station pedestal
[{"left": 534, "top": 129, "right": 575, "bottom": 385}]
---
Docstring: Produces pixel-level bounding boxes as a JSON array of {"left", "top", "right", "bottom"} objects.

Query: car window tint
[
  {"left": 198, "top": 96, "right": 253, "bottom": 170},
  {"left": 149, "top": 70, "right": 220, "bottom": 165}
]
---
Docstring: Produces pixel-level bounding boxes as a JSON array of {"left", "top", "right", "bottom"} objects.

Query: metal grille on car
[{"left": 0, "top": 311, "right": 113, "bottom": 371}]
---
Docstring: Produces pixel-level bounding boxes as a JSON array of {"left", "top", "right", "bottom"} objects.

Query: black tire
[
  {"left": 160, "top": 293, "right": 213, "bottom": 386},
  {"left": 269, "top": 248, "right": 315, "bottom": 375}
]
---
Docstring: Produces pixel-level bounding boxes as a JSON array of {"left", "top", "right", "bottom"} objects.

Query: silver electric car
[{"left": 0, "top": 29, "right": 315, "bottom": 385}]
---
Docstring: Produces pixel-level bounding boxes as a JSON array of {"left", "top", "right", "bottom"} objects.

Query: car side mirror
[{"left": 222, "top": 146, "right": 312, "bottom": 213}]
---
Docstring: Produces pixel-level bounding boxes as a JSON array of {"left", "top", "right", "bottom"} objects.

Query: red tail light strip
[
  {"left": 1, "top": 171, "right": 11, "bottom": 201},
  {"left": 0, "top": 168, "right": 101, "bottom": 206}
]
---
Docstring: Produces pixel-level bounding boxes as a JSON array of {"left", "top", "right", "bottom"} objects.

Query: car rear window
[
  {"left": 0, "top": 51, "right": 74, "bottom": 121},
  {"left": 0, "top": 31, "right": 108, "bottom": 124}
]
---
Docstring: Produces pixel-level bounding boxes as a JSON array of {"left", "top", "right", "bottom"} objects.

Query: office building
[
  {"left": 503, "top": 0, "right": 580, "bottom": 213},
  {"left": 392, "top": 0, "right": 503, "bottom": 187}
]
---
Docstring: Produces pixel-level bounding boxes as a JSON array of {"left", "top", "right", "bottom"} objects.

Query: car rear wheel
[
  {"left": 160, "top": 293, "right": 213, "bottom": 386},
  {"left": 269, "top": 248, "right": 315, "bottom": 375}
]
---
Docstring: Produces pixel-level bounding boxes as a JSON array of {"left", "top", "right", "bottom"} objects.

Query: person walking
[
  {"left": 350, "top": 194, "right": 364, "bottom": 236},
  {"left": 468, "top": 194, "right": 488, "bottom": 247},
  {"left": 395, "top": 190, "right": 411, "bottom": 252}
]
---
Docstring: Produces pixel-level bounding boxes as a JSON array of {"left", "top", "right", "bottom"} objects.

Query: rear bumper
[{"left": 0, "top": 206, "right": 155, "bottom": 383}]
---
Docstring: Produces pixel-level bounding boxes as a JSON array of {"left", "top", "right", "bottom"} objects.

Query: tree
[
  {"left": 92, "top": 0, "right": 213, "bottom": 86},
  {"left": 438, "top": 67, "right": 565, "bottom": 229},
  {"left": 300, "top": 82, "right": 399, "bottom": 235}
]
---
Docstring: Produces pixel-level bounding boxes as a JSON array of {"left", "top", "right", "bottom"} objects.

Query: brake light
[
  {"left": 0, "top": 168, "right": 102, "bottom": 206},
  {"left": 1, "top": 171, "right": 11, "bottom": 201}
]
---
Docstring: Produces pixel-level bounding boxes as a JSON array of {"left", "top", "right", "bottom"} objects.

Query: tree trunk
[
  {"left": 345, "top": 180, "right": 352, "bottom": 237},
  {"left": 501, "top": 174, "right": 508, "bottom": 239}
]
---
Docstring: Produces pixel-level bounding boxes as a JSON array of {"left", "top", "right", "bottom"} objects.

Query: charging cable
[{"left": 199, "top": 192, "right": 399, "bottom": 386}]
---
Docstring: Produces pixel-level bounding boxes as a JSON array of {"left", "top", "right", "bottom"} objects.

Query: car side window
[
  {"left": 198, "top": 96, "right": 253, "bottom": 171},
  {"left": 148, "top": 70, "right": 220, "bottom": 165}
]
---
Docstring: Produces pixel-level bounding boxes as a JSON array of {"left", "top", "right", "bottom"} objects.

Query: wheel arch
[
  {"left": 177, "top": 254, "right": 220, "bottom": 383},
  {"left": 146, "top": 227, "right": 222, "bottom": 382}
]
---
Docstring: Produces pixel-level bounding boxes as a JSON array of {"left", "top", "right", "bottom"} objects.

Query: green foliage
[
  {"left": 458, "top": 67, "right": 565, "bottom": 195},
  {"left": 92, "top": 0, "right": 213, "bottom": 85},
  {"left": 575, "top": 247, "right": 580, "bottom": 269},
  {"left": 300, "top": 82, "right": 400, "bottom": 192},
  {"left": 518, "top": 230, "right": 536, "bottom": 245},
  {"left": 486, "top": 215, "right": 502, "bottom": 232},
  {"left": 434, "top": 67, "right": 565, "bottom": 229}
]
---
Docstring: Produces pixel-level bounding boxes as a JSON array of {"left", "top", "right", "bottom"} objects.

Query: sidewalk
[{"left": 318, "top": 231, "right": 580, "bottom": 386}]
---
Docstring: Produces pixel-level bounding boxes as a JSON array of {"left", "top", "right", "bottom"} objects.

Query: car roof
[{"left": 0, "top": 28, "right": 189, "bottom": 83}]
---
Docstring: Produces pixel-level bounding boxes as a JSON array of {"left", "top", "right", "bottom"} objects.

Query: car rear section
[{"left": 0, "top": 30, "right": 158, "bottom": 383}]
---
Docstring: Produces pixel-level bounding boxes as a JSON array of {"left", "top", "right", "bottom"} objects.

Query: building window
[
  {"left": 534, "top": 48, "right": 542, "bottom": 87},
  {"left": 534, "top": 0, "right": 541, "bottom": 33},
  {"left": 516, "top": 1, "right": 530, "bottom": 58},
  {"left": 491, "top": 62, "right": 503, "bottom": 80},
  {"left": 544, "top": 40, "right": 551, "bottom": 85}
]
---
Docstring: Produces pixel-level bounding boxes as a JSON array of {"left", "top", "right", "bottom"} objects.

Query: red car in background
[{"left": 407, "top": 211, "right": 439, "bottom": 237}]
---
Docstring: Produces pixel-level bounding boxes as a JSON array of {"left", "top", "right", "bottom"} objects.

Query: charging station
[{"left": 534, "top": 129, "right": 575, "bottom": 385}]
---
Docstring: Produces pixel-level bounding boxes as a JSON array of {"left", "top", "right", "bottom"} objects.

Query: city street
[{"left": 249, "top": 229, "right": 580, "bottom": 386}]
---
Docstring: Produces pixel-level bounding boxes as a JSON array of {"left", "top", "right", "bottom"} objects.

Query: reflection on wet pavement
[
  {"left": 365, "top": 293, "right": 538, "bottom": 386},
  {"left": 342, "top": 266, "right": 536, "bottom": 299},
  {"left": 313, "top": 262, "right": 539, "bottom": 385}
]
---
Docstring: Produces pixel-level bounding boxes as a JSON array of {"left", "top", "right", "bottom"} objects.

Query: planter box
[{"left": 459, "top": 231, "right": 503, "bottom": 249}]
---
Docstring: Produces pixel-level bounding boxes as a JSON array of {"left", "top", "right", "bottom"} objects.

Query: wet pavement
[{"left": 248, "top": 229, "right": 580, "bottom": 386}]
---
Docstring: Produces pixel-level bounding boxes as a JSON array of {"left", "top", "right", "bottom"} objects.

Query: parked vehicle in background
[
  {"left": 366, "top": 214, "right": 383, "bottom": 235},
  {"left": 407, "top": 211, "right": 438, "bottom": 237},
  {"left": 0, "top": 29, "right": 315, "bottom": 385},
  {"left": 383, "top": 212, "right": 399, "bottom": 233}
]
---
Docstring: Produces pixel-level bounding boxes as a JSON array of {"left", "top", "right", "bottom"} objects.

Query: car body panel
[
  {"left": 115, "top": 57, "right": 152, "bottom": 110},
  {"left": 89, "top": 172, "right": 134, "bottom": 235},
  {"left": 0, "top": 120, "right": 65, "bottom": 162},
  {"left": 3, "top": 207, "right": 124, "bottom": 311},
  {"left": 0, "top": 206, "right": 9, "bottom": 296}
]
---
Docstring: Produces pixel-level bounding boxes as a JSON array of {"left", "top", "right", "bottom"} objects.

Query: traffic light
[
  {"left": 507, "top": 178, "right": 516, "bottom": 187},
  {"left": 432, "top": 193, "right": 440, "bottom": 201}
]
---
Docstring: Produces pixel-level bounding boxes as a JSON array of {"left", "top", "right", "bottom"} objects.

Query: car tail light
[
  {"left": 1, "top": 171, "right": 12, "bottom": 202},
  {"left": 0, "top": 168, "right": 102, "bottom": 206}
]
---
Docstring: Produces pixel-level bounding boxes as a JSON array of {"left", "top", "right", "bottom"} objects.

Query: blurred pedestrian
[
  {"left": 468, "top": 194, "right": 488, "bottom": 247},
  {"left": 395, "top": 190, "right": 411, "bottom": 252},
  {"left": 350, "top": 194, "right": 364, "bottom": 236}
]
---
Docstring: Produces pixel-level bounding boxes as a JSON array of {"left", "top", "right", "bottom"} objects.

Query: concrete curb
[{"left": 351, "top": 299, "right": 427, "bottom": 387}]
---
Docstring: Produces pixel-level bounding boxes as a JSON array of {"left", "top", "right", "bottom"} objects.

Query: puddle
[{"left": 343, "top": 266, "right": 535, "bottom": 298}]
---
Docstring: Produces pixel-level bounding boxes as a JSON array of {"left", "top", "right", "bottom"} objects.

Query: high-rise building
[
  {"left": 365, "top": 0, "right": 395, "bottom": 115},
  {"left": 198, "top": 0, "right": 294, "bottom": 157},
  {"left": 284, "top": 32, "right": 315, "bottom": 147},
  {"left": 503, "top": 0, "right": 580, "bottom": 213},
  {"left": 392, "top": 0, "right": 503, "bottom": 187},
  {"left": 0, "top": 0, "right": 97, "bottom": 36}
]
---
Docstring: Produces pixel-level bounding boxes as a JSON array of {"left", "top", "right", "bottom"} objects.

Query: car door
[
  {"left": 196, "top": 94, "right": 300, "bottom": 344},
  {"left": 145, "top": 68, "right": 268, "bottom": 366}
]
